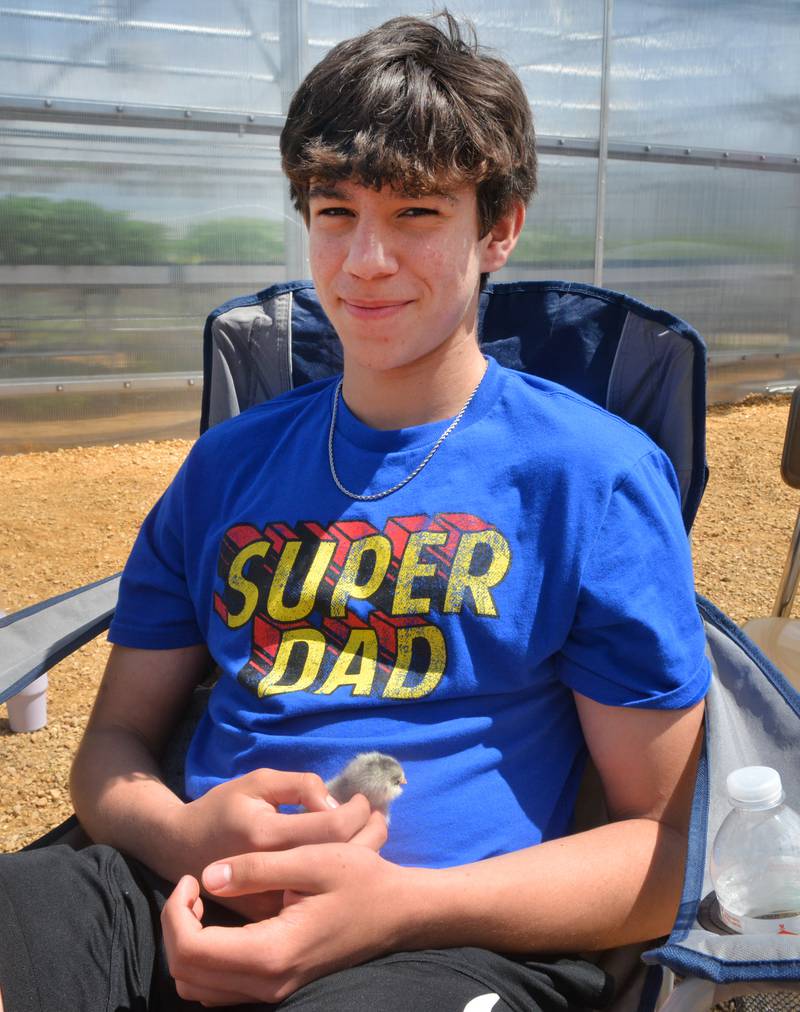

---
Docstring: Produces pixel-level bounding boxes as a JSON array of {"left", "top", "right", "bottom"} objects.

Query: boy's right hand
[
  {"left": 177, "top": 768, "right": 387, "bottom": 921},
  {"left": 70, "top": 646, "right": 387, "bottom": 921}
]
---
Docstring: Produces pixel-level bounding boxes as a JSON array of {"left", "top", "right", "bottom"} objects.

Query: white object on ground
[{"left": 7, "top": 673, "right": 48, "bottom": 733}]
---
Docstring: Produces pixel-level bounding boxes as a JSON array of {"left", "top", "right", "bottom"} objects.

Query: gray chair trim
[
  {"left": 0, "top": 575, "right": 120, "bottom": 705},
  {"left": 206, "top": 291, "right": 294, "bottom": 428}
]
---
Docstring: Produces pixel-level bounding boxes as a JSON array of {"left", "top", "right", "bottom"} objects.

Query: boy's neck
[{"left": 340, "top": 336, "right": 488, "bottom": 430}]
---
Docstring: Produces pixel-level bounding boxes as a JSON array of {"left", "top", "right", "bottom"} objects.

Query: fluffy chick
[{"left": 326, "top": 752, "right": 406, "bottom": 820}]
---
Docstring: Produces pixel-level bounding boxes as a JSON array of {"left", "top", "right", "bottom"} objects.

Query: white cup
[{"left": 7, "top": 674, "right": 48, "bottom": 733}]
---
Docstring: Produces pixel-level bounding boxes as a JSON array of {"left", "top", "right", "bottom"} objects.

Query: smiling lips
[{"left": 341, "top": 298, "right": 413, "bottom": 320}]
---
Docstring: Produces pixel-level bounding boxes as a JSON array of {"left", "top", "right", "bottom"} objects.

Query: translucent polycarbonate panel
[
  {"left": 611, "top": 0, "right": 800, "bottom": 155},
  {"left": 0, "top": 0, "right": 286, "bottom": 113},
  {"left": 306, "top": 1, "right": 604, "bottom": 140},
  {"left": 603, "top": 160, "right": 800, "bottom": 353},
  {"left": 0, "top": 119, "right": 295, "bottom": 389},
  {"left": 500, "top": 153, "right": 599, "bottom": 284}
]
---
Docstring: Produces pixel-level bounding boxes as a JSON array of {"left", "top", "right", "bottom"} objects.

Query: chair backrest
[
  {"left": 201, "top": 279, "right": 708, "bottom": 531},
  {"left": 195, "top": 278, "right": 709, "bottom": 1012}
]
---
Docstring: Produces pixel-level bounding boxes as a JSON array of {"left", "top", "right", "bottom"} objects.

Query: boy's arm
[
  {"left": 70, "top": 641, "right": 211, "bottom": 879},
  {"left": 408, "top": 693, "right": 705, "bottom": 950},
  {"left": 70, "top": 643, "right": 383, "bottom": 914},
  {"left": 161, "top": 694, "right": 704, "bottom": 1006}
]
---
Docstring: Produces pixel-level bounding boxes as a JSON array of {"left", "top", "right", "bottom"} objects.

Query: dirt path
[{"left": 1, "top": 396, "right": 798, "bottom": 851}]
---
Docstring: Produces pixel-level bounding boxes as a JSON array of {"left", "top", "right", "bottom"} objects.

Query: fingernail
[
  {"left": 325, "top": 793, "right": 339, "bottom": 809},
  {"left": 203, "top": 863, "right": 232, "bottom": 891}
]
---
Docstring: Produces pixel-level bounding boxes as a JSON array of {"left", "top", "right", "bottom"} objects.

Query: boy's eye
[
  {"left": 400, "top": 207, "right": 437, "bottom": 217},
  {"left": 317, "top": 206, "right": 351, "bottom": 217}
]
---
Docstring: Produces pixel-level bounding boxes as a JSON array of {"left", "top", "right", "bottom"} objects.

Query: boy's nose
[{"left": 342, "top": 221, "right": 398, "bottom": 279}]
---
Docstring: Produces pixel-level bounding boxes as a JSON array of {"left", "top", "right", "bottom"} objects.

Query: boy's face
[{"left": 307, "top": 179, "right": 518, "bottom": 375}]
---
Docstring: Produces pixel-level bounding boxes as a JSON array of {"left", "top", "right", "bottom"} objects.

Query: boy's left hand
[{"left": 161, "top": 842, "right": 411, "bottom": 1006}]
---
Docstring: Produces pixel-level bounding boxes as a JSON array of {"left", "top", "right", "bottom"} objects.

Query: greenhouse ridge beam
[
  {"left": 0, "top": 51, "right": 277, "bottom": 86},
  {"left": 0, "top": 373, "right": 203, "bottom": 398},
  {"left": 538, "top": 137, "right": 800, "bottom": 174},
  {"left": 0, "top": 6, "right": 278, "bottom": 40},
  {"left": 1, "top": 95, "right": 798, "bottom": 172},
  {"left": 0, "top": 96, "right": 285, "bottom": 136}
]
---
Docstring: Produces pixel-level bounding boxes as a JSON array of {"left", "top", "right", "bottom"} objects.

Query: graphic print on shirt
[{"left": 213, "top": 513, "right": 511, "bottom": 700}]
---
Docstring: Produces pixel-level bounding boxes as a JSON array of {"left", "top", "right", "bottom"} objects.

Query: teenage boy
[{"left": 0, "top": 13, "right": 709, "bottom": 1012}]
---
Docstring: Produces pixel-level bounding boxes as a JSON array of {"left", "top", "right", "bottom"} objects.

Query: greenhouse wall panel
[{"left": 0, "top": 1, "right": 797, "bottom": 449}]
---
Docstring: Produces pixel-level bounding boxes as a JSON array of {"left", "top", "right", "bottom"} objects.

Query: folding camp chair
[{"left": 2, "top": 280, "right": 799, "bottom": 1012}]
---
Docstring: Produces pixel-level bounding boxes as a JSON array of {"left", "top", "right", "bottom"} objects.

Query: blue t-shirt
[{"left": 109, "top": 357, "right": 710, "bottom": 868}]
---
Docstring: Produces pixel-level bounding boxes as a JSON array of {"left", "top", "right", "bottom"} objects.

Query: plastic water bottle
[{"left": 710, "top": 766, "right": 800, "bottom": 934}]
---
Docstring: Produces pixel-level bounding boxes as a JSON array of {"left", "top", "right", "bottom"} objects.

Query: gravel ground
[
  {"left": 1, "top": 438, "right": 190, "bottom": 851},
  {"left": 0, "top": 398, "right": 797, "bottom": 918}
]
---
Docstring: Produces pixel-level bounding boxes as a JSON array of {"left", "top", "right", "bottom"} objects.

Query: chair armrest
[{"left": 0, "top": 574, "right": 120, "bottom": 705}]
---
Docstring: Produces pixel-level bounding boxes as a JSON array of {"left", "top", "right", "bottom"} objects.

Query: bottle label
[{"left": 719, "top": 905, "right": 800, "bottom": 935}]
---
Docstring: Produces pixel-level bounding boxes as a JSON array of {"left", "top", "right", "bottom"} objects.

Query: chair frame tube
[{"left": 773, "top": 506, "right": 800, "bottom": 617}]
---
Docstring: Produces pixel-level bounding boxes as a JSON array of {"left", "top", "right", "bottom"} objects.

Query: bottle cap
[{"left": 726, "top": 766, "right": 784, "bottom": 809}]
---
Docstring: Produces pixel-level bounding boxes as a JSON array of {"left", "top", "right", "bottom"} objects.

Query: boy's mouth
[{"left": 341, "top": 299, "right": 413, "bottom": 320}]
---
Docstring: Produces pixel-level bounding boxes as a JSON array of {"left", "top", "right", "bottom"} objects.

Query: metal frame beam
[
  {"left": 537, "top": 136, "right": 800, "bottom": 174},
  {"left": 0, "top": 95, "right": 285, "bottom": 135},
  {"left": 1, "top": 96, "right": 797, "bottom": 173},
  {"left": 0, "top": 372, "right": 202, "bottom": 397},
  {"left": 593, "top": 0, "right": 613, "bottom": 287},
  {"left": 0, "top": 6, "right": 276, "bottom": 39},
  {"left": 0, "top": 51, "right": 276, "bottom": 85}
]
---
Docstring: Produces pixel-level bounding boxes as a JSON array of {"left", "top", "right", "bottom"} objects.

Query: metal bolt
[
  {"left": 794, "top": 158, "right": 800, "bottom": 164},
  {"left": 247, "top": 114, "right": 255, "bottom": 123},
  {"left": 44, "top": 99, "right": 52, "bottom": 108},
  {"left": 557, "top": 138, "right": 565, "bottom": 146},
  {"left": 116, "top": 104, "right": 124, "bottom": 113},
  {"left": 188, "top": 378, "right": 195, "bottom": 386},
  {"left": 723, "top": 152, "right": 730, "bottom": 158},
  {"left": 644, "top": 145, "right": 652, "bottom": 152},
  {"left": 760, "top": 154, "right": 767, "bottom": 161},
  {"left": 684, "top": 148, "right": 691, "bottom": 155},
  {"left": 55, "top": 383, "right": 64, "bottom": 392},
  {"left": 123, "top": 381, "right": 132, "bottom": 389},
  {"left": 184, "top": 110, "right": 192, "bottom": 118}
]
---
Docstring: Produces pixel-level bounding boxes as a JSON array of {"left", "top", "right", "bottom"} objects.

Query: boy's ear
[{"left": 479, "top": 201, "right": 526, "bottom": 274}]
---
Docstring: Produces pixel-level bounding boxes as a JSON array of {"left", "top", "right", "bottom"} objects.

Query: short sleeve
[
  {"left": 557, "top": 449, "right": 710, "bottom": 708},
  {"left": 108, "top": 460, "right": 204, "bottom": 649}
]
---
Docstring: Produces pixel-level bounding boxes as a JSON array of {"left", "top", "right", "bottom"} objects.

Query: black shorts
[{"left": 0, "top": 845, "right": 614, "bottom": 1012}]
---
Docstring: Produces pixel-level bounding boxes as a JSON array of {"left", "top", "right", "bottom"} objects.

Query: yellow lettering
[
  {"left": 392, "top": 531, "right": 448, "bottom": 615},
  {"left": 225, "top": 540, "right": 269, "bottom": 628},
  {"left": 267, "top": 540, "right": 336, "bottom": 622},
  {"left": 257, "top": 628, "right": 326, "bottom": 696},
  {"left": 383, "top": 625, "right": 446, "bottom": 699},
  {"left": 443, "top": 530, "right": 511, "bottom": 616},
  {"left": 316, "top": 629, "right": 378, "bottom": 696},
  {"left": 330, "top": 536, "right": 392, "bottom": 617}
]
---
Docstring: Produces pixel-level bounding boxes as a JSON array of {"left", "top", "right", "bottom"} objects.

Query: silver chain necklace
[{"left": 328, "top": 361, "right": 487, "bottom": 502}]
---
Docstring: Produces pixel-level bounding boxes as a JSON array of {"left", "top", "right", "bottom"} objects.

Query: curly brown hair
[{"left": 280, "top": 10, "right": 537, "bottom": 238}]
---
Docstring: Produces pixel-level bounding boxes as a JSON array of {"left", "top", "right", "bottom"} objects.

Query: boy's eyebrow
[
  {"left": 401, "top": 189, "right": 459, "bottom": 204},
  {"left": 308, "top": 183, "right": 349, "bottom": 200},
  {"left": 307, "top": 183, "right": 459, "bottom": 204}
]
